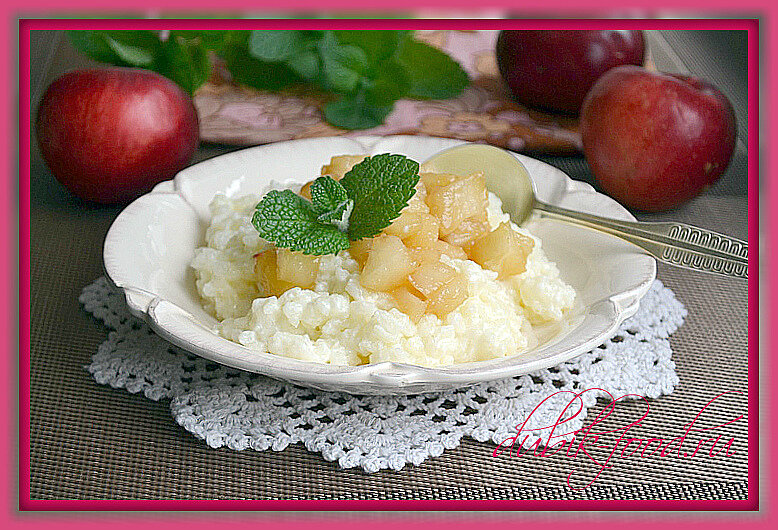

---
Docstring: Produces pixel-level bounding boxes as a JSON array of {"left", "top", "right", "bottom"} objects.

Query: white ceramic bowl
[{"left": 103, "top": 135, "right": 656, "bottom": 395}]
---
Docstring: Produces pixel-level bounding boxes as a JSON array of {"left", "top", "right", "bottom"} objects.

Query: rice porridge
[{"left": 191, "top": 155, "right": 575, "bottom": 367}]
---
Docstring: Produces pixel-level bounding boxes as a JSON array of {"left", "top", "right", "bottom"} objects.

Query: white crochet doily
[{"left": 80, "top": 277, "right": 685, "bottom": 473}]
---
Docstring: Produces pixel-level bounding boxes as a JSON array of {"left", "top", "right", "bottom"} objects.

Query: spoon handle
[{"left": 535, "top": 201, "right": 749, "bottom": 279}]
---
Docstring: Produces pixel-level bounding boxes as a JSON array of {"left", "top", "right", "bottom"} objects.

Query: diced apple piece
[
  {"left": 403, "top": 190, "right": 430, "bottom": 215},
  {"left": 390, "top": 285, "right": 428, "bottom": 323},
  {"left": 426, "top": 273, "right": 468, "bottom": 318},
  {"left": 408, "top": 247, "right": 442, "bottom": 267},
  {"left": 360, "top": 235, "right": 415, "bottom": 292},
  {"left": 420, "top": 172, "right": 461, "bottom": 189},
  {"left": 255, "top": 249, "right": 295, "bottom": 297},
  {"left": 434, "top": 240, "right": 468, "bottom": 260},
  {"left": 426, "top": 173, "right": 489, "bottom": 236},
  {"left": 348, "top": 238, "right": 373, "bottom": 266},
  {"left": 299, "top": 180, "right": 314, "bottom": 199},
  {"left": 321, "top": 155, "right": 366, "bottom": 180},
  {"left": 412, "top": 181, "right": 428, "bottom": 203},
  {"left": 383, "top": 211, "right": 426, "bottom": 239},
  {"left": 403, "top": 213, "right": 440, "bottom": 249},
  {"left": 409, "top": 261, "right": 458, "bottom": 297},
  {"left": 442, "top": 218, "right": 490, "bottom": 248},
  {"left": 468, "top": 222, "right": 535, "bottom": 279},
  {"left": 276, "top": 248, "right": 320, "bottom": 289}
]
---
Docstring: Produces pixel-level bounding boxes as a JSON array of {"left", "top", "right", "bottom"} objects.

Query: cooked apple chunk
[
  {"left": 403, "top": 213, "right": 440, "bottom": 249},
  {"left": 409, "top": 261, "right": 458, "bottom": 297},
  {"left": 321, "top": 155, "right": 366, "bottom": 179},
  {"left": 442, "top": 218, "right": 490, "bottom": 248},
  {"left": 383, "top": 211, "right": 427, "bottom": 239},
  {"left": 299, "top": 180, "right": 313, "bottom": 200},
  {"left": 468, "top": 222, "right": 535, "bottom": 279},
  {"left": 434, "top": 240, "right": 468, "bottom": 261},
  {"left": 420, "top": 172, "right": 461, "bottom": 189},
  {"left": 360, "top": 235, "right": 416, "bottom": 291},
  {"left": 408, "top": 247, "right": 442, "bottom": 267},
  {"left": 255, "top": 249, "right": 296, "bottom": 297},
  {"left": 276, "top": 248, "right": 320, "bottom": 289},
  {"left": 426, "top": 273, "right": 468, "bottom": 318},
  {"left": 390, "top": 285, "right": 428, "bottom": 323},
  {"left": 426, "top": 173, "right": 488, "bottom": 235},
  {"left": 348, "top": 238, "right": 373, "bottom": 266},
  {"left": 407, "top": 182, "right": 428, "bottom": 210}
]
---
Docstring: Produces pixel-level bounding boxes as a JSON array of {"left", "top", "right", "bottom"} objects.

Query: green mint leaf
[
  {"left": 68, "top": 31, "right": 121, "bottom": 64},
  {"left": 68, "top": 31, "right": 164, "bottom": 68},
  {"left": 162, "top": 34, "right": 211, "bottom": 94},
  {"left": 316, "top": 198, "right": 354, "bottom": 233},
  {"left": 221, "top": 32, "right": 301, "bottom": 90},
  {"left": 324, "top": 90, "right": 394, "bottom": 130},
  {"left": 252, "top": 189, "right": 350, "bottom": 255},
  {"left": 317, "top": 31, "right": 369, "bottom": 93},
  {"left": 340, "top": 154, "right": 420, "bottom": 240},
  {"left": 248, "top": 30, "right": 308, "bottom": 62},
  {"left": 104, "top": 33, "right": 159, "bottom": 67},
  {"left": 365, "top": 59, "right": 410, "bottom": 106},
  {"left": 331, "top": 30, "right": 409, "bottom": 71},
  {"left": 168, "top": 30, "right": 231, "bottom": 54},
  {"left": 309, "top": 176, "right": 348, "bottom": 214},
  {"left": 397, "top": 39, "right": 469, "bottom": 100},
  {"left": 285, "top": 49, "right": 320, "bottom": 80}
]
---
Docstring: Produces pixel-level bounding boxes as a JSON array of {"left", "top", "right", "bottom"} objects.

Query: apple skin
[
  {"left": 36, "top": 68, "right": 200, "bottom": 204},
  {"left": 580, "top": 65, "right": 737, "bottom": 212},
  {"left": 496, "top": 30, "right": 645, "bottom": 114}
]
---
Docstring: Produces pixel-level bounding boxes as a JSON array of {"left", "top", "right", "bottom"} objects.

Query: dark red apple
[
  {"left": 580, "top": 65, "right": 737, "bottom": 212},
  {"left": 36, "top": 68, "right": 200, "bottom": 204},
  {"left": 496, "top": 30, "right": 645, "bottom": 114}
]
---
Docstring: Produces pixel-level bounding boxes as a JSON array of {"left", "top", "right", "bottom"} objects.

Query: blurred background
[{"left": 29, "top": 28, "right": 749, "bottom": 208}]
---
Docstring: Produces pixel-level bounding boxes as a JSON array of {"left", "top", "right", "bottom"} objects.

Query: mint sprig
[
  {"left": 339, "top": 154, "right": 420, "bottom": 241},
  {"left": 66, "top": 30, "right": 469, "bottom": 130},
  {"left": 251, "top": 154, "right": 420, "bottom": 255},
  {"left": 251, "top": 189, "right": 350, "bottom": 256}
]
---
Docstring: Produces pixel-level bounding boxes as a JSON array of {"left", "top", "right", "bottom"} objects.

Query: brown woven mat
[{"left": 28, "top": 151, "right": 749, "bottom": 499}]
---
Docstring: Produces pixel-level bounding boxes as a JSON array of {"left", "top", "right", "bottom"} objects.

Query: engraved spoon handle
[{"left": 536, "top": 201, "right": 748, "bottom": 279}]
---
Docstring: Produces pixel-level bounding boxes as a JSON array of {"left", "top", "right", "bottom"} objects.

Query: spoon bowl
[{"left": 421, "top": 143, "right": 537, "bottom": 226}]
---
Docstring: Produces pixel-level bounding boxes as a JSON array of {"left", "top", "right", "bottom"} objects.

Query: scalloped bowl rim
[{"left": 103, "top": 135, "right": 656, "bottom": 394}]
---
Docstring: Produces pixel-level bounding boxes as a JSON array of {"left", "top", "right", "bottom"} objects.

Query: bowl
[{"left": 103, "top": 135, "right": 656, "bottom": 395}]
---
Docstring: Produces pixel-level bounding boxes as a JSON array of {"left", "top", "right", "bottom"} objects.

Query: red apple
[
  {"left": 36, "top": 68, "right": 200, "bottom": 204},
  {"left": 496, "top": 30, "right": 645, "bottom": 115},
  {"left": 580, "top": 65, "right": 737, "bottom": 211}
]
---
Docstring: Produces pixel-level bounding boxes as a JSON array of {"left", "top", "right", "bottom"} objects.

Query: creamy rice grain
[{"left": 192, "top": 189, "right": 575, "bottom": 367}]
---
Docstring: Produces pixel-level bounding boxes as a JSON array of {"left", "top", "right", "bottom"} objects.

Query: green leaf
[
  {"left": 309, "top": 176, "right": 348, "bottom": 214},
  {"left": 366, "top": 59, "right": 410, "bottom": 106},
  {"left": 324, "top": 91, "right": 394, "bottom": 130},
  {"left": 103, "top": 34, "right": 158, "bottom": 67},
  {"left": 221, "top": 32, "right": 301, "bottom": 91},
  {"left": 286, "top": 50, "right": 320, "bottom": 81},
  {"left": 317, "top": 31, "right": 369, "bottom": 93},
  {"left": 251, "top": 189, "right": 350, "bottom": 255},
  {"left": 316, "top": 198, "right": 354, "bottom": 232},
  {"left": 331, "top": 30, "right": 409, "bottom": 67},
  {"left": 248, "top": 30, "right": 308, "bottom": 62},
  {"left": 397, "top": 39, "right": 469, "bottom": 100},
  {"left": 168, "top": 30, "right": 230, "bottom": 53},
  {"left": 339, "top": 154, "right": 420, "bottom": 241},
  {"left": 67, "top": 31, "right": 124, "bottom": 64},
  {"left": 67, "top": 30, "right": 163, "bottom": 67},
  {"left": 162, "top": 34, "right": 211, "bottom": 94}
]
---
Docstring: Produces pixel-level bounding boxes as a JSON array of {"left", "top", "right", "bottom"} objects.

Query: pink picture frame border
[{"left": 7, "top": 1, "right": 768, "bottom": 527}]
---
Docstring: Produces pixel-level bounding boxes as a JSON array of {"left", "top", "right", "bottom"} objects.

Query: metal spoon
[{"left": 421, "top": 143, "right": 748, "bottom": 279}]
